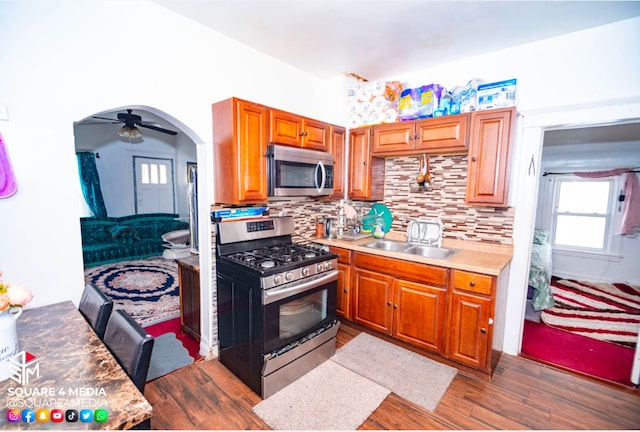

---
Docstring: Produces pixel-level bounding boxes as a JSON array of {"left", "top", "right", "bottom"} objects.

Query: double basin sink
[{"left": 362, "top": 239, "right": 462, "bottom": 260}]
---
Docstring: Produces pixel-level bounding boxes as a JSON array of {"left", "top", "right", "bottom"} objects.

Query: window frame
[{"left": 549, "top": 176, "right": 618, "bottom": 256}]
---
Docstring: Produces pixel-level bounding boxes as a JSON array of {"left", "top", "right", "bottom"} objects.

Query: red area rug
[
  {"left": 541, "top": 278, "right": 640, "bottom": 346},
  {"left": 522, "top": 319, "right": 635, "bottom": 388},
  {"left": 144, "top": 318, "right": 201, "bottom": 361}
]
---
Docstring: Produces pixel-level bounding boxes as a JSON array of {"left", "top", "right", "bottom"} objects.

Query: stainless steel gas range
[{"left": 215, "top": 216, "right": 339, "bottom": 398}]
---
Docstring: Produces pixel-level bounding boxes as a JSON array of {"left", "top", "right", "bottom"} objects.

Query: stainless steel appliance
[
  {"left": 215, "top": 215, "right": 339, "bottom": 398},
  {"left": 266, "top": 144, "right": 334, "bottom": 197}
]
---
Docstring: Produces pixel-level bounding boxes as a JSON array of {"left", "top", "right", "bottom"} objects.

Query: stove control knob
[
  {"left": 302, "top": 267, "right": 310, "bottom": 277},
  {"left": 285, "top": 272, "right": 294, "bottom": 281},
  {"left": 274, "top": 274, "right": 283, "bottom": 285},
  {"left": 324, "top": 261, "right": 332, "bottom": 270},
  {"left": 316, "top": 263, "right": 324, "bottom": 272}
]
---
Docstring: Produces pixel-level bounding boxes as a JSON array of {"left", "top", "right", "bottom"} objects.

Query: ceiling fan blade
[
  {"left": 137, "top": 122, "right": 178, "bottom": 135},
  {"left": 91, "top": 116, "right": 120, "bottom": 123}
]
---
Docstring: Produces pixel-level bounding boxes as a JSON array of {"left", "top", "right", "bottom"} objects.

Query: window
[
  {"left": 140, "top": 163, "right": 168, "bottom": 185},
  {"left": 551, "top": 178, "right": 614, "bottom": 252}
]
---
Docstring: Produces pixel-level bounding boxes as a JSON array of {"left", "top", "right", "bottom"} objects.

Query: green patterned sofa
[{"left": 80, "top": 213, "right": 190, "bottom": 267}]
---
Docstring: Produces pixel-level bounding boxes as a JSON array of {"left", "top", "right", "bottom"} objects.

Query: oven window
[{"left": 279, "top": 289, "right": 327, "bottom": 338}]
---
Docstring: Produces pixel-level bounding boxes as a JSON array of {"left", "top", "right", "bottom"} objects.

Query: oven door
[
  {"left": 262, "top": 270, "right": 337, "bottom": 354},
  {"left": 267, "top": 144, "right": 334, "bottom": 197}
]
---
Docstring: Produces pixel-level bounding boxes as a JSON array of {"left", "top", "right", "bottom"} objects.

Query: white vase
[{"left": 0, "top": 307, "right": 23, "bottom": 382}]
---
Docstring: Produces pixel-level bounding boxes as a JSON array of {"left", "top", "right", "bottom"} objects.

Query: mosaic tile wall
[{"left": 268, "top": 154, "right": 514, "bottom": 245}]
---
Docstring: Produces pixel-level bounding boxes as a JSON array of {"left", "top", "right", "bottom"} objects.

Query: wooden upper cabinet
[
  {"left": 466, "top": 107, "right": 516, "bottom": 207},
  {"left": 269, "top": 109, "right": 330, "bottom": 151},
  {"left": 330, "top": 125, "right": 346, "bottom": 198},
  {"left": 212, "top": 98, "right": 268, "bottom": 205},
  {"left": 372, "top": 113, "right": 470, "bottom": 156},
  {"left": 348, "top": 127, "right": 384, "bottom": 201},
  {"left": 414, "top": 113, "right": 469, "bottom": 153}
]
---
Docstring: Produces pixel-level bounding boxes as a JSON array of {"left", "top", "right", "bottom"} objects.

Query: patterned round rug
[{"left": 84, "top": 257, "right": 179, "bottom": 327}]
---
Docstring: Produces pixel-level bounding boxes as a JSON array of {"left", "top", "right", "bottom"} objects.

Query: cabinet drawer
[
  {"left": 330, "top": 246, "right": 351, "bottom": 264},
  {"left": 452, "top": 270, "right": 493, "bottom": 295},
  {"left": 353, "top": 252, "right": 448, "bottom": 287}
]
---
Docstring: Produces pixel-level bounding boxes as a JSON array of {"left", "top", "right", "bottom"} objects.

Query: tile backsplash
[{"left": 267, "top": 154, "right": 514, "bottom": 245}]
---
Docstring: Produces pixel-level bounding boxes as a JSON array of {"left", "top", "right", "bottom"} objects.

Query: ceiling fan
[{"left": 90, "top": 109, "right": 178, "bottom": 137}]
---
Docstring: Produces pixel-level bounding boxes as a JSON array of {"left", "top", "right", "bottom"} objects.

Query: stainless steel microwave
[{"left": 266, "top": 144, "right": 334, "bottom": 197}]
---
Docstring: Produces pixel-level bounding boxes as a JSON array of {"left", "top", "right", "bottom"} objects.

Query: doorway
[
  {"left": 134, "top": 156, "right": 176, "bottom": 214},
  {"left": 508, "top": 99, "right": 640, "bottom": 388}
]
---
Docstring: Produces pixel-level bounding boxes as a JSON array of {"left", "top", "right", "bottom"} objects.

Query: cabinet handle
[
  {"left": 471, "top": 156, "right": 477, "bottom": 162},
  {"left": 480, "top": 328, "right": 487, "bottom": 334},
  {"left": 469, "top": 281, "right": 476, "bottom": 287},
  {"left": 363, "top": 161, "right": 367, "bottom": 166},
  {"left": 414, "top": 134, "right": 420, "bottom": 140},
  {"left": 343, "top": 288, "right": 348, "bottom": 293},
  {"left": 393, "top": 304, "right": 398, "bottom": 309},
  {"left": 387, "top": 301, "right": 392, "bottom": 306}
]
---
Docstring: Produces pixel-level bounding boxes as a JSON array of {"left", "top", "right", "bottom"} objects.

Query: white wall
[
  {"left": 0, "top": 0, "right": 341, "bottom": 310},
  {"left": 1, "top": 1, "right": 639, "bottom": 356}
]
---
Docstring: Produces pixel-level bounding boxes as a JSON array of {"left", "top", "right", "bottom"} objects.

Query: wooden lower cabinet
[
  {"left": 344, "top": 251, "right": 499, "bottom": 375},
  {"left": 394, "top": 279, "right": 447, "bottom": 353},
  {"left": 448, "top": 290, "right": 491, "bottom": 370},
  {"left": 351, "top": 253, "right": 448, "bottom": 355},
  {"left": 177, "top": 256, "right": 201, "bottom": 341},
  {"left": 336, "top": 261, "right": 351, "bottom": 319}
]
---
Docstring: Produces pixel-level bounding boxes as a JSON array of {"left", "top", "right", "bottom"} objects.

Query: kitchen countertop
[{"left": 315, "top": 231, "right": 513, "bottom": 276}]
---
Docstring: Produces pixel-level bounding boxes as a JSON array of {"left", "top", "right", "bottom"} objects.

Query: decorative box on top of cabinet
[{"left": 177, "top": 255, "right": 201, "bottom": 341}]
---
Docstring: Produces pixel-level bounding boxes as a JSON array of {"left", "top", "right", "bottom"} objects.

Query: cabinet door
[
  {"left": 352, "top": 267, "right": 394, "bottom": 335},
  {"left": 372, "top": 121, "right": 415, "bottom": 155},
  {"left": 303, "top": 118, "right": 330, "bottom": 151},
  {"left": 178, "top": 260, "right": 201, "bottom": 341},
  {"left": 330, "top": 125, "right": 345, "bottom": 198},
  {"left": 348, "top": 127, "right": 384, "bottom": 201},
  {"left": 466, "top": 108, "right": 516, "bottom": 206},
  {"left": 237, "top": 101, "right": 269, "bottom": 202},
  {"left": 269, "top": 109, "right": 303, "bottom": 147},
  {"left": 336, "top": 262, "right": 351, "bottom": 319},
  {"left": 393, "top": 279, "right": 447, "bottom": 354},
  {"left": 414, "top": 113, "right": 470, "bottom": 154},
  {"left": 448, "top": 290, "right": 491, "bottom": 371}
]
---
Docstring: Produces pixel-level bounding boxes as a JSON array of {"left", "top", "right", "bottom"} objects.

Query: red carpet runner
[
  {"left": 522, "top": 319, "right": 635, "bottom": 388},
  {"left": 144, "top": 318, "right": 201, "bottom": 361}
]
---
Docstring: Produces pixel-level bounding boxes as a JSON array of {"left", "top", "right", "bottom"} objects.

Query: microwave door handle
[{"left": 315, "top": 161, "right": 326, "bottom": 192}]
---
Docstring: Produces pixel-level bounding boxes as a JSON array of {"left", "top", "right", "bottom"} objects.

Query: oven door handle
[{"left": 263, "top": 269, "right": 337, "bottom": 305}]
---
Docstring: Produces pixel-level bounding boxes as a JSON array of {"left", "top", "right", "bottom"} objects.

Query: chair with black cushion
[
  {"left": 103, "top": 310, "right": 155, "bottom": 394},
  {"left": 78, "top": 283, "right": 113, "bottom": 339}
]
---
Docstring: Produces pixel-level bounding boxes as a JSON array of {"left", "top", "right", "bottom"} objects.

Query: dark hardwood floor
[{"left": 145, "top": 322, "right": 640, "bottom": 430}]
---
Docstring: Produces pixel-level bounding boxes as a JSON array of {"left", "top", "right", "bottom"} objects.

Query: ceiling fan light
[{"left": 118, "top": 126, "right": 142, "bottom": 139}]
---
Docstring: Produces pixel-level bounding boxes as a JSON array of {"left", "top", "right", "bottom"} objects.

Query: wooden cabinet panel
[
  {"left": 178, "top": 256, "right": 201, "bottom": 341},
  {"left": 449, "top": 290, "right": 491, "bottom": 370},
  {"left": 330, "top": 125, "right": 346, "bottom": 198},
  {"left": 353, "top": 252, "right": 447, "bottom": 287},
  {"left": 414, "top": 113, "right": 469, "bottom": 153},
  {"left": 303, "top": 118, "right": 330, "bottom": 151},
  {"left": 212, "top": 98, "right": 268, "bottom": 205},
  {"left": 269, "top": 109, "right": 330, "bottom": 151},
  {"left": 348, "top": 127, "right": 384, "bottom": 201},
  {"left": 466, "top": 107, "right": 516, "bottom": 206},
  {"left": 352, "top": 267, "right": 394, "bottom": 335},
  {"left": 269, "top": 109, "right": 302, "bottom": 147},
  {"left": 452, "top": 270, "right": 493, "bottom": 296},
  {"left": 372, "top": 122, "right": 414, "bottom": 154},
  {"left": 336, "top": 262, "right": 351, "bottom": 319},
  {"left": 393, "top": 279, "right": 447, "bottom": 353}
]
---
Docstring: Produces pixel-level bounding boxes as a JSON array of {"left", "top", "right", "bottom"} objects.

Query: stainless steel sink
[
  {"left": 362, "top": 240, "right": 461, "bottom": 260},
  {"left": 403, "top": 245, "right": 462, "bottom": 260},
  {"left": 362, "top": 240, "right": 412, "bottom": 252}
]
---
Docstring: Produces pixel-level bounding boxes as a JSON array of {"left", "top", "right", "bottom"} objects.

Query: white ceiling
[{"left": 152, "top": 0, "right": 640, "bottom": 81}]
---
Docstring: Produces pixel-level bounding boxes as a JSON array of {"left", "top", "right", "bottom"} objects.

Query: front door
[{"left": 134, "top": 156, "right": 175, "bottom": 214}]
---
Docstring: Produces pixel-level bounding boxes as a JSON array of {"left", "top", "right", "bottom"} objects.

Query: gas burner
[
  {"left": 260, "top": 260, "right": 276, "bottom": 269},
  {"left": 304, "top": 251, "right": 317, "bottom": 259}
]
